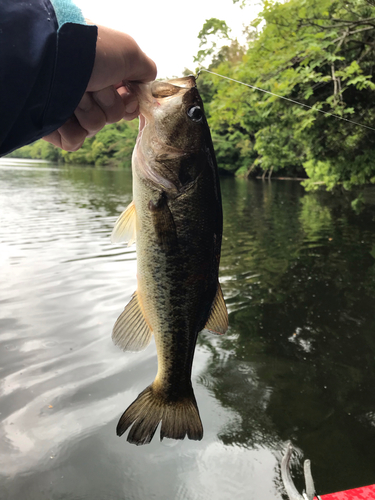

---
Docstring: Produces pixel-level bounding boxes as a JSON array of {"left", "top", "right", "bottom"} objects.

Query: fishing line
[{"left": 197, "top": 68, "right": 375, "bottom": 132}]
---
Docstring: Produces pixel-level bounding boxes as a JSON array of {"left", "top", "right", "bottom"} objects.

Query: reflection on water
[{"left": 1, "top": 159, "right": 375, "bottom": 499}]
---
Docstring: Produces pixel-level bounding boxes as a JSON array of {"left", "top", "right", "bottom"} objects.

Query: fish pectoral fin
[
  {"left": 111, "top": 200, "right": 137, "bottom": 246},
  {"left": 112, "top": 291, "right": 152, "bottom": 351},
  {"left": 204, "top": 284, "right": 228, "bottom": 335}
]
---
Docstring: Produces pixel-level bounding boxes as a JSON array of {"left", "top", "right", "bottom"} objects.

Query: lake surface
[{"left": 1, "top": 158, "right": 375, "bottom": 499}]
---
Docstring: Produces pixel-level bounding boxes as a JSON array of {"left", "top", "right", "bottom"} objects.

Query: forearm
[{"left": 0, "top": 0, "right": 97, "bottom": 156}]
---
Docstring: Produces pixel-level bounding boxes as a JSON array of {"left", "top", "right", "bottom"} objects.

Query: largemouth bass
[{"left": 111, "top": 75, "right": 228, "bottom": 445}]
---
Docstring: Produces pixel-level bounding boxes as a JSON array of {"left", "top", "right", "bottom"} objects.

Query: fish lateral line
[{"left": 197, "top": 68, "right": 375, "bottom": 132}]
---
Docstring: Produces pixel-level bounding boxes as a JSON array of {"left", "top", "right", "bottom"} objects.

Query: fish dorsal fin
[
  {"left": 204, "top": 284, "right": 228, "bottom": 335},
  {"left": 111, "top": 200, "right": 137, "bottom": 246},
  {"left": 112, "top": 292, "right": 153, "bottom": 351}
]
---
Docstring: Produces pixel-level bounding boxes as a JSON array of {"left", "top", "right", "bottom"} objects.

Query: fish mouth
[
  {"left": 165, "top": 75, "right": 196, "bottom": 89},
  {"left": 150, "top": 76, "right": 196, "bottom": 99},
  {"left": 136, "top": 75, "right": 198, "bottom": 138}
]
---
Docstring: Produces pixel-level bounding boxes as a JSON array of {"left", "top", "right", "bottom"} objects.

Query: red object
[{"left": 321, "top": 484, "right": 375, "bottom": 499}]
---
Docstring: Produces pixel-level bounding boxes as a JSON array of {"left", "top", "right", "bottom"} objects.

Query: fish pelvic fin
[
  {"left": 112, "top": 291, "right": 152, "bottom": 351},
  {"left": 116, "top": 383, "right": 203, "bottom": 445},
  {"left": 204, "top": 283, "right": 228, "bottom": 335},
  {"left": 111, "top": 200, "right": 137, "bottom": 246}
]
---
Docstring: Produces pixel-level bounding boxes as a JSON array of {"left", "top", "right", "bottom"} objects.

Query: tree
[
  {"left": 8, "top": 120, "right": 138, "bottom": 168},
  {"left": 196, "top": 0, "right": 375, "bottom": 190}
]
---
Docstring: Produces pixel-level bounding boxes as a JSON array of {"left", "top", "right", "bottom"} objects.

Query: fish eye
[{"left": 187, "top": 106, "right": 203, "bottom": 122}]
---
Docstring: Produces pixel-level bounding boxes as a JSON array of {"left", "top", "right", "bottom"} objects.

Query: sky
[{"left": 74, "top": 0, "right": 262, "bottom": 79}]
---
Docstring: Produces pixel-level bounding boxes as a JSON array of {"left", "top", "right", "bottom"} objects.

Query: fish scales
[
  {"left": 111, "top": 76, "right": 228, "bottom": 445},
  {"left": 137, "top": 161, "right": 219, "bottom": 377}
]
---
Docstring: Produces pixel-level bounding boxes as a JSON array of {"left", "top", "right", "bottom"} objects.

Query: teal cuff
[{"left": 50, "top": 0, "right": 86, "bottom": 27}]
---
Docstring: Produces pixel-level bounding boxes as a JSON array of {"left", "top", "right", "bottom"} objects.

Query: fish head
[{"left": 132, "top": 76, "right": 213, "bottom": 193}]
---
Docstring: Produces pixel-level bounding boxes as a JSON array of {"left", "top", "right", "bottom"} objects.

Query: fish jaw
[{"left": 138, "top": 112, "right": 146, "bottom": 133}]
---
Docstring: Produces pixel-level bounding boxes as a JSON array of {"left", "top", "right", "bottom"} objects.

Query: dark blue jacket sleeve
[{"left": 0, "top": 0, "right": 98, "bottom": 156}]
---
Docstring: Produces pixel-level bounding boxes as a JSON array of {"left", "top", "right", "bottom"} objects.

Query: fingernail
[
  {"left": 95, "top": 87, "right": 116, "bottom": 107},
  {"left": 77, "top": 92, "right": 92, "bottom": 112},
  {"left": 125, "top": 100, "right": 138, "bottom": 114}
]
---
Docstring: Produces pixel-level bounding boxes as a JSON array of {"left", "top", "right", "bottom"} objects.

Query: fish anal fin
[
  {"left": 112, "top": 291, "right": 152, "bottom": 352},
  {"left": 116, "top": 383, "right": 203, "bottom": 445},
  {"left": 204, "top": 284, "right": 228, "bottom": 335},
  {"left": 111, "top": 200, "right": 137, "bottom": 246}
]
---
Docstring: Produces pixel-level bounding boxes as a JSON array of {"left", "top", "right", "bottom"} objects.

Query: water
[{"left": 1, "top": 159, "right": 375, "bottom": 499}]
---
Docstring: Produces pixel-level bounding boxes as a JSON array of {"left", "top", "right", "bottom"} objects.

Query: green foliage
[
  {"left": 196, "top": 0, "right": 375, "bottom": 190},
  {"left": 8, "top": 120, "right": 138, "bottom": 168},
  {"left": 195, "top": 18, "right": 232, "bottom": 65},
  {"left": 8, "top": 139, "right": 64, "bottom": 162},
  {"left": 351, "top": 193, "right": 365, "bottom": 213}
]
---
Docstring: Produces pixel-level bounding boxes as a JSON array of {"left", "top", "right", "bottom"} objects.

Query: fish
[{"left": 111, "top": 75, "right": 228, "bottom": 445}]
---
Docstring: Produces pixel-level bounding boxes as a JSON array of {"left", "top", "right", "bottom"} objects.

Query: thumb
[{"left": 87, "top": 25, "right": 157, "bottom": 92}]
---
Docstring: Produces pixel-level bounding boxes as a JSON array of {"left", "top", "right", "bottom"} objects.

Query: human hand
[{"left": 43, "top": 25, "right": 157, "bottom": 151}]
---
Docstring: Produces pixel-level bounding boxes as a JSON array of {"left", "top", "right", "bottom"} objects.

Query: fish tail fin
[{"left": 116, "top": 383, "right": 203, "bottom": 445}]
